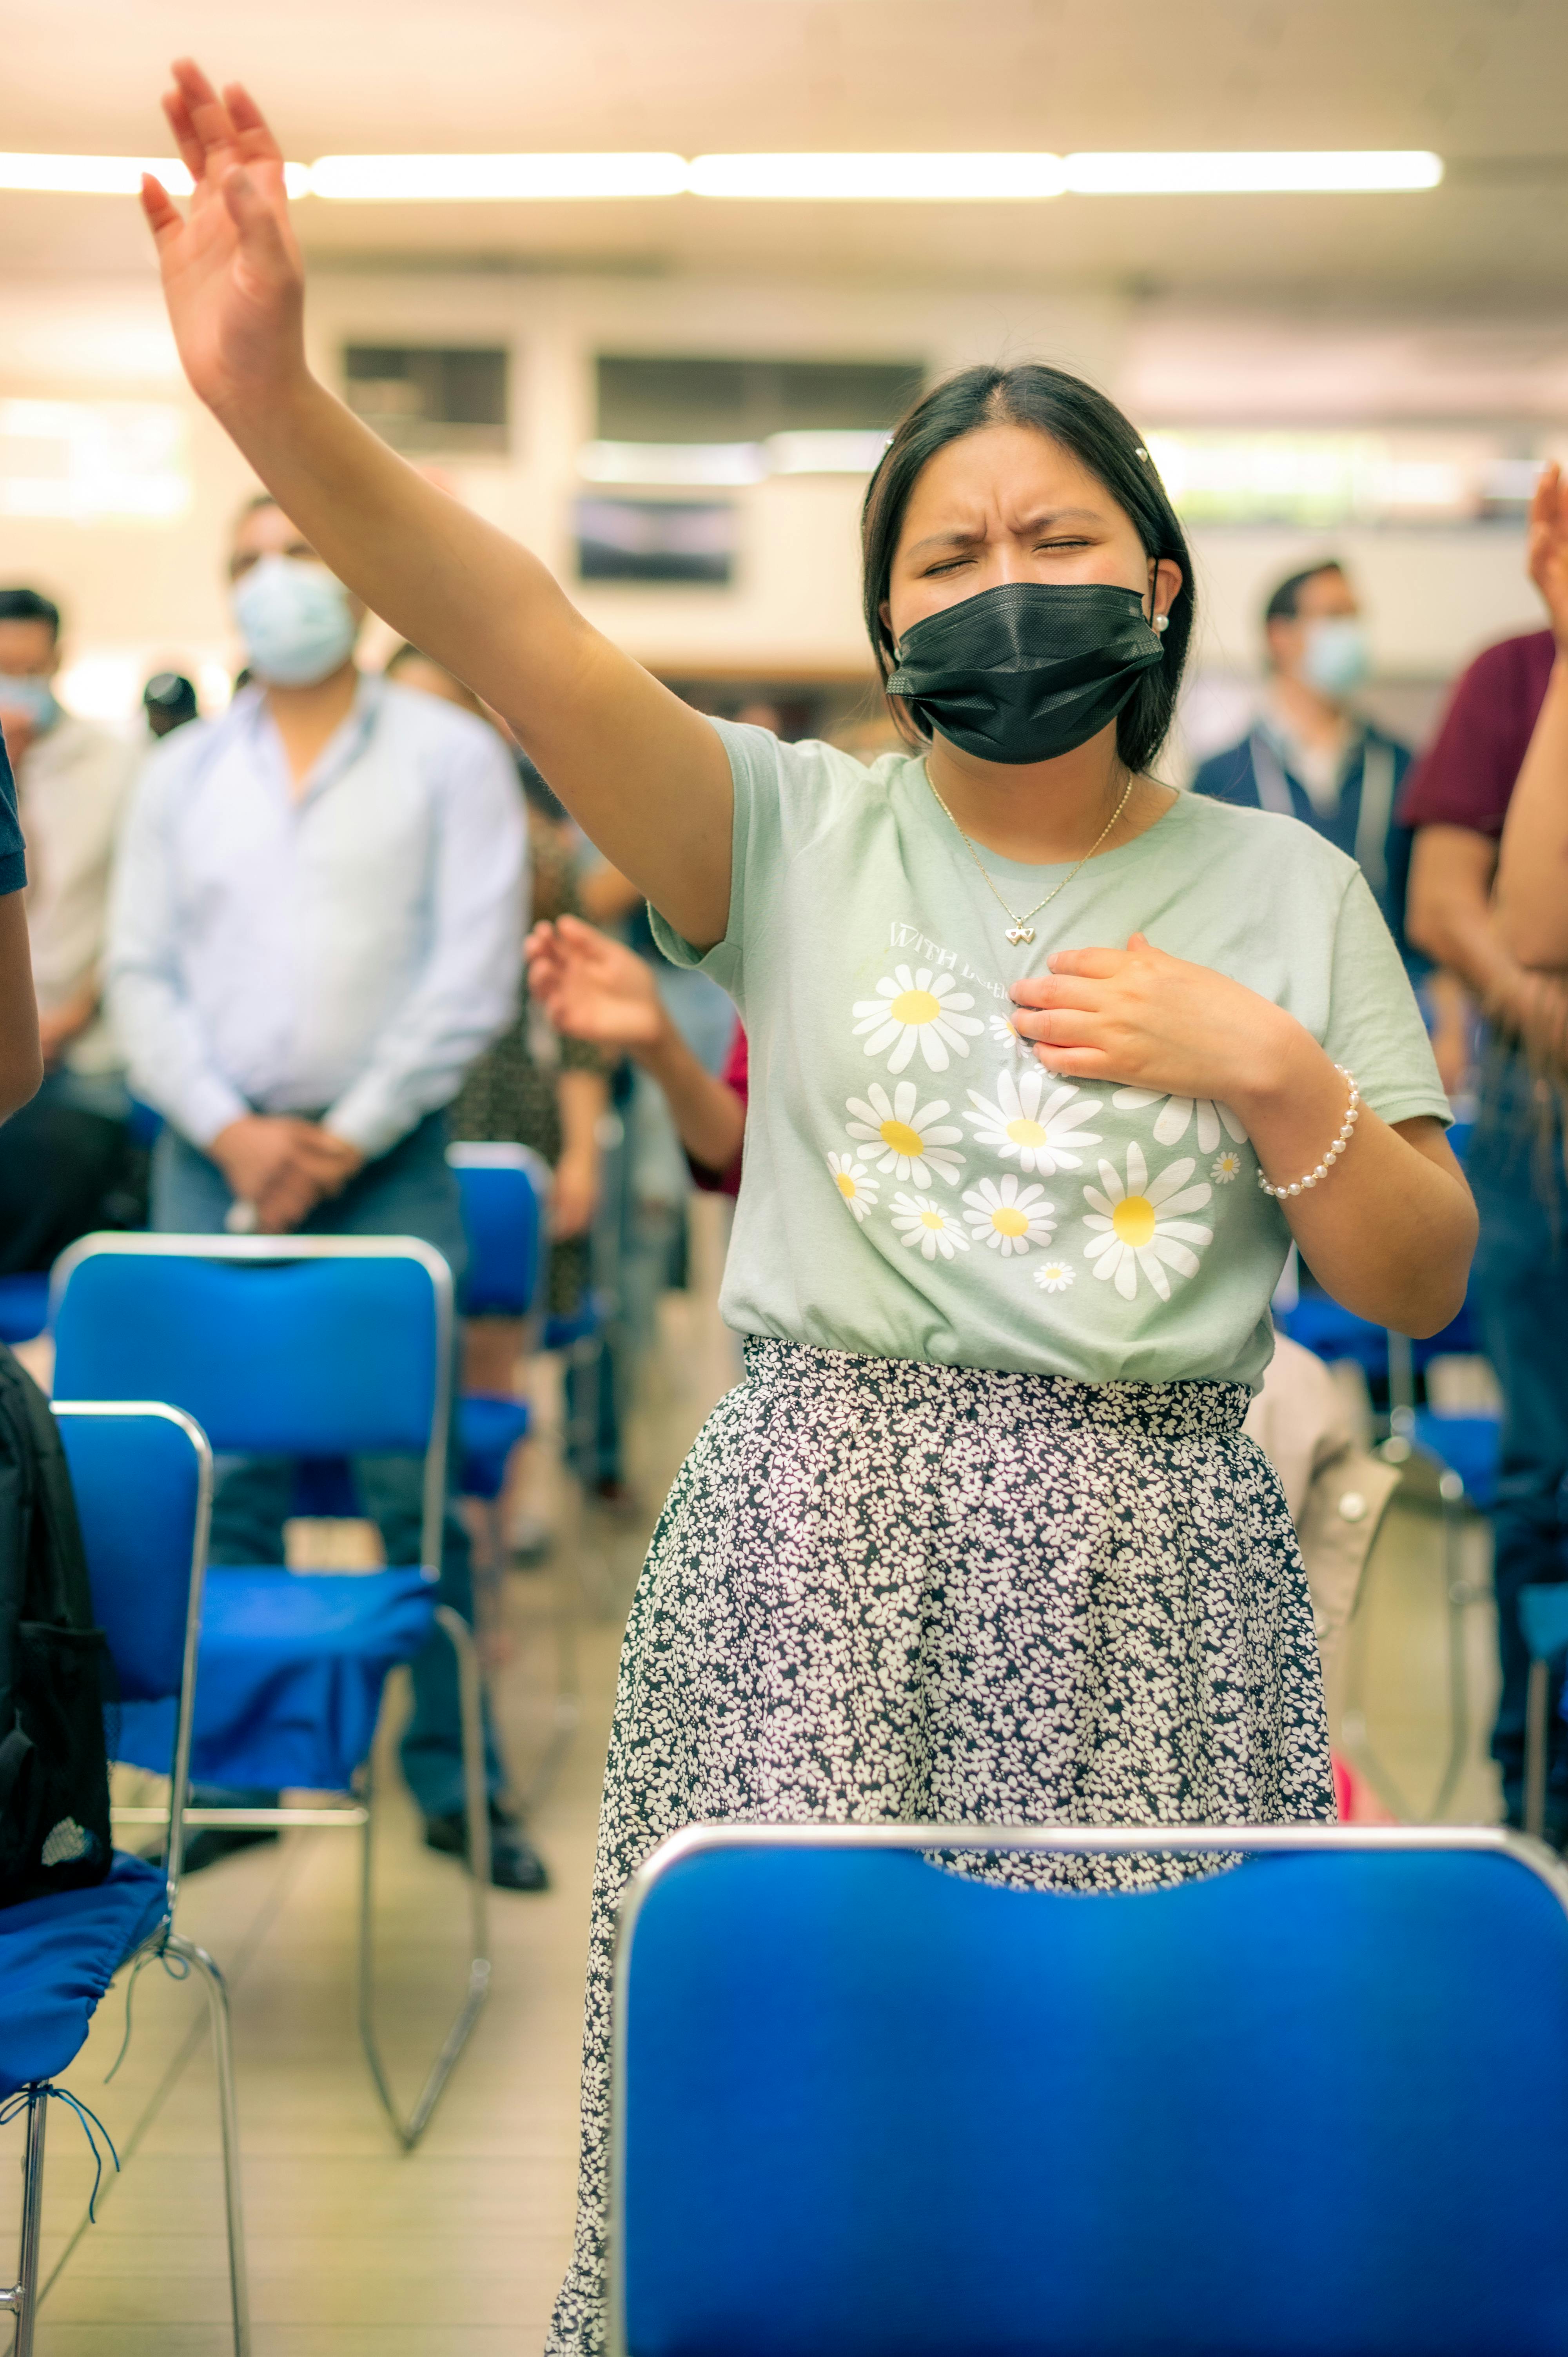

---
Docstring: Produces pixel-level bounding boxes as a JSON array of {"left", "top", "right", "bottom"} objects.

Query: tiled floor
[{"left": 2, "top": 1215, "right": 1506, "bottom": 2351}]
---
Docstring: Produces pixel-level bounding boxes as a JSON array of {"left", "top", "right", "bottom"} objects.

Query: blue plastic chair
[
  {"left": 0, "top": 1403, "right": 247, "bottom": 2357},
  {"left": 0, "top": 1273, "right": 49, "bottom": 1346},
  {"left": 612, "top": 1822, "right": 1568, "bottom": 2357},
  {"left": 447, "top": 1144, "right": 546, "bottom": 1510},
  {"left": 47, "top": 1233, "right": 491, "bottom": 2152}
]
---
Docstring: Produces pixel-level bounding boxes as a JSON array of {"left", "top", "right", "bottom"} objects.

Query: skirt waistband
[{"left": 739, "top": 1334, "right": 1249, "bottom": 1438}]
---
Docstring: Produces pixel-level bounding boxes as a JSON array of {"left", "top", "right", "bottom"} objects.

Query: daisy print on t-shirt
[
  {"left": 964, "top": 1068, "right": 1102, "bottom": 1175},
  {"left": 852, "top": 964, "right": 985, "bottom": 1074},
  {"left": 844, "top": 1082, "right": 965, "bottom": 1190},
  {"left": 1112, "top": 1087, "right": 1247, "bottom": 1154},
  {"left": 1082, "top": 1142, "right": 1213, "bottom": 1302}
]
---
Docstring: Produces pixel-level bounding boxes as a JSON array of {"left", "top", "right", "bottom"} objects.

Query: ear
[
  {"left": 1150, "top": 556, "right": 1183, "bottom": 628},
  {"left": 877, "top": 595, "right": 897, "bottom": 664}
]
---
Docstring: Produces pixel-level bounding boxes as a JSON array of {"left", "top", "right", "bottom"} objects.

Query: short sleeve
[
  {"left": 646, "top": 716, "right": 786, "bottom": 1005},
  {"left": 1322, "top": 869, "right": 1451, "bottom": 1129},
  {"left": 1397, "top": 633, "right": 1554, "bottom": 837},
  {"left": 0, "top": 735, "right": 27, "bottom": 896}
]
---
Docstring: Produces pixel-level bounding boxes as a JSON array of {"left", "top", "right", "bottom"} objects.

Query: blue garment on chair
[
  {"left": 457, "top": 1393, "right": 532, "bottom": 1503},
  {"left": 116, "top": 1567, "right": 437, "bottom": 1793},
  {"left": 0, "top": 1853, "right": 167, "bottom": 2099}
]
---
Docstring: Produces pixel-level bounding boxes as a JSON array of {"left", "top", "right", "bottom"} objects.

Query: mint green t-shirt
[{"left": 651, "top": 720, "right": 1451, "bottom": 1391}]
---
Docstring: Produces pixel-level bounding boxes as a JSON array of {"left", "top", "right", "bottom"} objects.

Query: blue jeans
[
  {"left": 152, "top": 1113, "right": 505, "bottom": 1819},
  {"left": 1466, "top": 1047, "right": 1568, "bottom": 1828}
]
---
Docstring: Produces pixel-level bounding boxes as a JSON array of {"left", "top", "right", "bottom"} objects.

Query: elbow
[
  {"left": 0, "top": 1034, "right": 44, "bottom": 1123},
  {"left": 1395, "top": 1204, "right": 1479, "bottom": 1340}
]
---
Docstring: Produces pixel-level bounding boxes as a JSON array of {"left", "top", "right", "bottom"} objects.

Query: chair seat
[
  {"left": 1276, "top": 1293, "right": 1388, "bottom": 1379},
  {"left": 0, "top": 1852, "right": 168, "bottom": 2098},
  {"left": 116, "top": 1565, "right": 438, "bottom": 1794},
  {"left": 1521, "top": 1584, "right": 1568, "bottom": 1665},
  {"left": 457, "top": 1392, "right": 532, "bottom": 1502},
  {"left": 1415, "top": 1408, "right": 1503, "bottom": 1511}
]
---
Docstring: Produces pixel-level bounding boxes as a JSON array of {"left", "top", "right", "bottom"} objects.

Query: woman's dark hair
[{"left": 860, "top": 363, "right": 1195, "bottom": 776}]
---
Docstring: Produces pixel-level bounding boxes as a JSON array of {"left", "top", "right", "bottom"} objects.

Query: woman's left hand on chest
[{"left": 1008, "top": 932, "right": 1297, "bottom": 1106}]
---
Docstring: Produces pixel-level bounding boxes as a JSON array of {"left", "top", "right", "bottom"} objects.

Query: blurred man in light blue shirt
[{"left": 107, "top": 494, "right": 544, "bottom": 1888}]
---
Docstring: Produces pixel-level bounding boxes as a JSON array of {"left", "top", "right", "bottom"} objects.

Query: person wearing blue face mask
[
  {"left": 107, "top": 490, "right": 546, "bottom": 1891},
  {"left": 0, "top": 587, "right": 141, "bottom": 1275},
  {"left": 1191, "top": 561, "right": 1419, "bottom": 966}
]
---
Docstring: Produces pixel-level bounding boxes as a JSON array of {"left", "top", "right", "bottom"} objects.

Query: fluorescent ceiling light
[
  {"left": 766, "top": 429, "right": 890, "bottom": 473},
  {"left": 579, "top": 441, "right": 767, "bottom": 487},
  {"left": 309, "top": 153, "right": 687, "bottom": 202},
  {"left": 687, "top": 153, "right": 1068, "bottom": 201},
  {"left": 1064, "top": 150, "right": 1443, "bottom": 194},
  {"left": 0, "top": 154, "right": 311, "bottom": 198}
]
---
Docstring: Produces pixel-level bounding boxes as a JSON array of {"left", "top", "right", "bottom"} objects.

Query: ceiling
[{"left": 3, "top": 0, "right": 1567, "bottom": 303}]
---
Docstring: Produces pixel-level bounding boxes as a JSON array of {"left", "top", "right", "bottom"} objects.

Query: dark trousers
[
  {"left": 1467, "top": 1048, "right": 1568, "bottom": 1828},
  {"left": 0, "top": 1072, "right": 130, "bottom": 1272},
  {"left": 152, "top": 1115, "right": 504, "bottom": 1819}
]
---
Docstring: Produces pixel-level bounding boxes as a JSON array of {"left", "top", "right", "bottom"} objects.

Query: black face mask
[{"left": 886, "top": 580, "right": 1164, "bottom": 766}]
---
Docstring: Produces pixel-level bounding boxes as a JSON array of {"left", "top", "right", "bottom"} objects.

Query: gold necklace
[{"left": 925, "top": 766, "right": 1135, "bottom": 945}]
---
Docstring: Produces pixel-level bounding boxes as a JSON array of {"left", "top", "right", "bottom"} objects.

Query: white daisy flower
[
  {"left": 890, "top": 1189, "right": 970, "bottom": 1262},
  {"left": 1210, "top": 1149, "right": 1243, "bottom": 1184},
  {"left": 844, "top": 1080, "right": 964, "bottom": 1190},
  {"left": 962, "top": 1173, "right": 1057, "bottom": 1257},
  {"left": 1113, "top": 1087, "right": 1248, "bottom": 1155},
  {"left": 964, "top": 1068, "right": 1103, "bottom": 1175},
  {"left": 826, "top": 1151, "right": 878, "bottom": 1222},
  {"left": 1082, "top": 1141, "right": 1213, "bottom": 1303},
  {"left": 852, "top": 964, "right": 986, "bottom": 1075},
  {"left": 988, "top": 1010, "right": 1026, "bottom": 1056},
  {"left": 1033, "top": 1261, "right": 1075, "bottom": 1294}
]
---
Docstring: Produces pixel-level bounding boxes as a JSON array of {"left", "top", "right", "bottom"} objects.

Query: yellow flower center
[
  {"left": 889, "top": 988, "right": 941, "bottom": 1026},
  {"left": 835, "top": 1170, "right": 858, "bottom": 1198},
  {"left": 880, "top": 1119, "right": 927, "bottom": 1157},
  {"left": 920, "top": 1208, "right": 946, "bottom": 1231},
  {"left": 1112, "top": 1194, "right": 1157, "bottom": 1248},
  {"left": 1006, "top": 1117, "right": 1048, "bottom": 1149},
  {"left": 991, "top": 1205, "right": 1030, "bottom": 1237}
]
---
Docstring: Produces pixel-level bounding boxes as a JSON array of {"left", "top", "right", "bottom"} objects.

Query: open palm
[
  {"left": 525, "top": 917, "right": 666, "bottom": 1051},
  {"left": 1528, "top": 459, "right": 1568, "bottom": 648},
  {"left": 141, "top": 59, "right": 306, "bottom": 415}
]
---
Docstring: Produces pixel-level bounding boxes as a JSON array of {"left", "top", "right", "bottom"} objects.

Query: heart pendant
[{"left": 1005, "top": 924, "right": 1036, "bottom": 946}]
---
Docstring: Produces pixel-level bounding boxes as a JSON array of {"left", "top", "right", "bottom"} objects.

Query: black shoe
[
  {"left": 178, "top": 1825, "right": 281, "bottom": 1875},
  {"left": 423, "top": 1804, "right": 549, "bottom": 1892}
]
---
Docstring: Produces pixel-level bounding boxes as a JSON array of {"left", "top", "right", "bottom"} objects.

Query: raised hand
[
  {"left": 525, "top": 915, "right": 668, "bottom": 1051},
  {"left": 1528, "top": 461, "right": 1568, "bottom": 653},
  {"left": 140, "top": 60, "right": 306, "bottom": 418}
]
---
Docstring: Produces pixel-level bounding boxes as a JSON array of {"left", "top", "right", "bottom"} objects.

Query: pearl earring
[{"left": 1153, "top": 614, "right": 1169, "bottom": 634}]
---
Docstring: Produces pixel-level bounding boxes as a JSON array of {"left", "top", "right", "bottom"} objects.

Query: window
[
  {"left": 596, "top": 355, "right": 921, "bottom": 444},
  {"left": 343, "top": 346, "right": 509, "bottom": 456},
  {"left": 575, "top": 498, "right": 735, "bottom": 586}
]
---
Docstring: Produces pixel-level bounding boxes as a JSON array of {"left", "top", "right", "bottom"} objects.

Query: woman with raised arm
[
  {"left": 143, "top": 65, "right": 1475, "bottom": 2351},
  {"left": 1491, "top": 463, "right": 1568, "bottom": 974}
]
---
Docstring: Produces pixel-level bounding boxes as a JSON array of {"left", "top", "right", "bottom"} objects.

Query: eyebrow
[{"left": 905, "top": 507, "right": 1105, "bottom": 556}]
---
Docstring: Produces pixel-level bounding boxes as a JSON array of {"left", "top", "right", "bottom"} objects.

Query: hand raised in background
[
  {"left": 526, "top": 915, "right": 670, "bottom": 1053},
  {"left": 140, "top": 59, "right": 307, "bottom": 420},
  {"left": 1528, "top": 460, "right": 1568, "bottom": 655}
]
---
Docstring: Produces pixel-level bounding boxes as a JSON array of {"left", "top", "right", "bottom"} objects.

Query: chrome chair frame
[
  {"left": 48, "top": 1233, "right": 490, "bottom": 2152},
  {"left": 608, "top": 1819, "right": 1568, "bottom": 2357},
  {"left": 0, "top": 1402, "right": 250, "bottom": 2357}
]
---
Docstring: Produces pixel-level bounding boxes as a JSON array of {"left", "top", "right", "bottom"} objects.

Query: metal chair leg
[
  {"left": 162, "top": 1932, "right": 251, "bottom": 2357},
  {"left": 1525, "top": 1655, "right": 1552, "bottom": 1839},
  {"left": 0, "top": 2087, "right": 47, "bottom": 2357},
  {"left": 356, "top": 1607, "right": 492, "bottom": 2151}
]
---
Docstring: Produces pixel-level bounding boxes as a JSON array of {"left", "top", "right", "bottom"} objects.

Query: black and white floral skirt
[{"left": 544, "top": 1336, "right": 1334, "bottom": 2355}]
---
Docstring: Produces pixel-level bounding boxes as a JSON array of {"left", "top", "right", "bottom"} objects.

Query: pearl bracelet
[{"left": 1256, "top": 1066, "right": 1360, "bottom": 1200}]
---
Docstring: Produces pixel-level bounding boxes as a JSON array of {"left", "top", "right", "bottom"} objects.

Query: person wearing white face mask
[
  {"left": 1191, "top": 561, "right": 1418, "bottom": 964},
  {"left": 106, "top": 491, "right": 546, "bottom": 1890}
]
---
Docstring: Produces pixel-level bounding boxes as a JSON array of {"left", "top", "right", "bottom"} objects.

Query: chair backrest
[
  {"left": 52, "top": 1401, "right": 211, "bottom": 1905},
  {"left": 50, "top": 1234, "right": 452, "bottom": 1571},
  {"left": 447, "top": 1144, "right": 548, "bottom": 1318},
  {"left": 612, "top": 1823, "right": 1568, "bottom": 2357}
]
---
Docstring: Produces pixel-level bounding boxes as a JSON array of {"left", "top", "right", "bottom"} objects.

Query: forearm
[
  {"left": 216, "top": 377, "right": 731, "bottom": 937},
  {"left": 1237, "top": 1045, "right": 1475, "bottom": 1336},
  {"left": 1493, "top": 655, "right": 1568, "bottom": 966},
  {"left": 0, "top": 897, "right": 42, "bottom": 1118},
  {"left": 557, "top": 1067, "right": 608, "bottom": 1160},
  {"left": 634, "top": 1018, "right": 747, "bottom": 1174}
]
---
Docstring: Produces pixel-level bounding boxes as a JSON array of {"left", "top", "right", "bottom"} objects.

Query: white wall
[{"left": 0, "top": 265, "right": 1551, "bottom": 726}]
